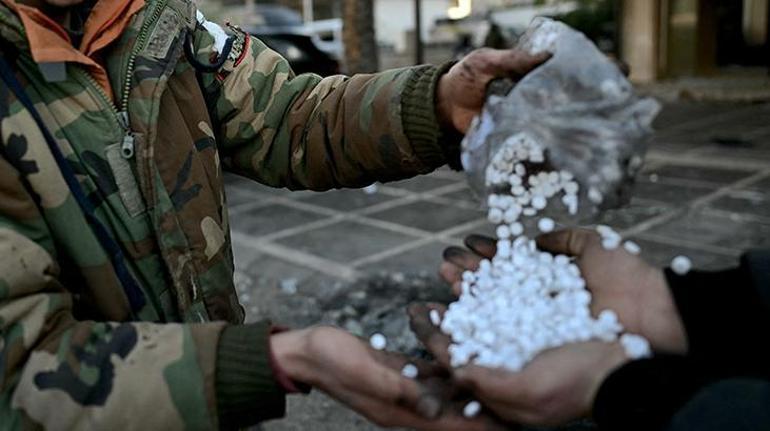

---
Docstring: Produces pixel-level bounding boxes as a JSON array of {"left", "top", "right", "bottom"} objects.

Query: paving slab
[
  {"left": 276, "top": 219, "right": 420, "bottom": 263},
  {"left": 229, "top": 202, "right": 329, "bottom": 237},
  {"left": 595, "top": 200, "right": 674, "bottom": 230},
  {"left": 629, "top": 181, "right": 717, "bottom": 206},
  {"left": 710, "top": 190, "right": 770, "bottom": 220},
  {"left": 440, "top": 184, "right": 484, "bottom": 205},
  {"left": 297, "top": 188, "right": 399, "bottom": 211},
  {"left": 747, "top": 176, "right": 770, "bottom": 192},
  {"left": 691, "top": 143, "right": 770, "bottom": 164},
  {"left": 645, "top": 208, "right": 770, "bottom": 251},
  {"left": 358, "top": 240, "right": 449, "bottom": 276},
  {"left": 630, "top": 236, "right": 741, "bottom": 271},
  {"left": 641, "top": 163, "right": 755, "bottom": 186},
  {"left": 382, "top": 175, "right": 459, "bottom": 193},
  {"left": 651, "top": 102, "right": 744, "bottom": 129},
  {"left": 366, "top": 200, "right": 484, "bottom": 233}
]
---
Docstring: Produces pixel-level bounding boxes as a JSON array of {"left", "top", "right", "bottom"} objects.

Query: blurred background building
[{"left": 622, "top": 0, "right": 769, "bottom": 82}]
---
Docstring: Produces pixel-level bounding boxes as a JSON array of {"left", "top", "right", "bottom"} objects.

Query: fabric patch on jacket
[
  {"left": 105, "top": 143, "right": 146, "bottom": 217},
  {"left": 144, "top": 8, "right": 183, "bottom": 58}
]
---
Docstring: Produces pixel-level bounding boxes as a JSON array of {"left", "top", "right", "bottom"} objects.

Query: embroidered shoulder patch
[{"left": 144, "top": 8, "right": 182, "bottom": 59}]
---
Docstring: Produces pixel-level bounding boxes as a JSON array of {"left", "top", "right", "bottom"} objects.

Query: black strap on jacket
[
  {"left": 0, "top": 54, "right": 146, "bottom": 316},
  {"left": 183, "top": 30, "right": 234, "bottom": 73}
]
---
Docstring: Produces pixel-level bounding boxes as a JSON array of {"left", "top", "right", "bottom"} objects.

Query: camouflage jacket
[{"left": 0, "top": 0, "right": 458, "bottom": 428}]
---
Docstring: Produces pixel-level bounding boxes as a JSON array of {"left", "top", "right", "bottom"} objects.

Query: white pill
[
  {"left": 369, "top": 333, "right": 387, "bottom": 350},
  {"left": 671, "top": 256, "right": 692, "bottom": 275},
  {"left": 548, "top": 172, "right": 560, "bottom": 183},
  {"left": 463, "top": 401, "right": 482, "bottom": 418},
  {"left": 588, "top": 187, "right": 604, "bottom": 204},
  {"left": 488, "top": 208, "right": 503, "bottom": 224},
  {"left": 602, "top": 236, "right": 621, "bottom": 250},
  {"left": 598, "top": 309, "right": 619, "bottom": 326},
  {"left": 564, "top": 181, "right": 579, "bottom": 195},
  {"left": 620, "top": 334, "right": 652, "bottom": 359},
  {"left": 479, "top": 260, "right": 492, "bottom": 271},
  {"left": 430, "top": 309, "right": 442, "bottom": 326},
  {"left": 538, "top": 217, "right": 555, "bottom": 233},
  {"left": 503, "top": 208, "right": 521, "bottom": 224},
  {"left": 401, "top": 363, "right": 419, "bottom": 379},
  {"left": 531, "top": 195, "right": 547, "bottom": 210},
  {"left": 496, "top": 225, "right": 511, "bottom": 239},
  {"left": 445, "top": 146, "right": 654, "bottom": 375},
  {"left": 623, "top": 241, "right": 641, "bottom": 255},
  {"left": 596, "top": 225, "right": 617, "bottom": 238}
]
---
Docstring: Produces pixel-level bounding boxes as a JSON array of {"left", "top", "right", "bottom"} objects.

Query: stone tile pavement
[{"left": 227, "top": 101, "right": 770, "bottom": 430}]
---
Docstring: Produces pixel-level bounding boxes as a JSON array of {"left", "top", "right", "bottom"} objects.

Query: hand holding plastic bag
[{"left": 462, "top": 18, "right": 661, "bottom": 221}]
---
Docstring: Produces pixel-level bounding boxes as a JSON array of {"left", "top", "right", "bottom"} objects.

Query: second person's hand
[
  {"left": 439, "top": 232, "right": 688, "bottom": 354},
  {"left": 536, "top": 228, "right": 688, "bottom": 354},
  {"left": 271, "top": 326, "right": 505, "bottom": 431},
  {"left": 409, "top": 304, "right": 630, "bottom": 427}
]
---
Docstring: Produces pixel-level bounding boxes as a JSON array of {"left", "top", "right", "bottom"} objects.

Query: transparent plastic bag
[{"left": 462, "top": 18, "right": 661, "bottom": 222}]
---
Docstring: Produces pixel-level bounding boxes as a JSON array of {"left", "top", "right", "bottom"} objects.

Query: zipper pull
[
  {"left": 117, "top": 110, "right": 134, "bottom": 159},
  {"left": 121, "top": 133, "right": 135, "bottom": 159}
]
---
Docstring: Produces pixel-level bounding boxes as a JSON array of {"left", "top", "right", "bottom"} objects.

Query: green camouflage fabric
[{"left": 0, "top": 0, "right": 450, "bottom": 428}]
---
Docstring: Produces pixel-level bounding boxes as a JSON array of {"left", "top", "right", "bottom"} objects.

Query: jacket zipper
[
  {"left": 77, "top": 70, "right": 134, "bottom": 158},
  {"left": 77, "top": 0, "right": 167, "bottom": 160}
]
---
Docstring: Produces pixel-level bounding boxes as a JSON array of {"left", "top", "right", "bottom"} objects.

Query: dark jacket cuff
[
  {"left": 216, "top": 322, "right": 287, "bottom": 429},
  {"left": 665, "top": 253, "right": 770, "bottom": 377},
  {"left": 401, "top": 62, "right": 463, "bottom": 170},
  {"left": 593, "top": 356, "right": 708, "bottom": 431}
]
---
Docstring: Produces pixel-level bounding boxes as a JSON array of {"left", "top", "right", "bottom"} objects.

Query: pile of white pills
[
  {"left": 368, "top": 124, "right": 692, "bottom": 419},
  {"left": 440, "top": 134, "right": 653, "bottom": 375}
]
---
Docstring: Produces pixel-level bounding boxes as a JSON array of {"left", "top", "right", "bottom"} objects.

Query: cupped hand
[
  {"left": 409, "top": 304, "right": 629, "bottom": 427},
  {"left": 536, "top": 229, "right": 687, "bottom": 354},
  {"left": 437, "top": 48, "right": 551, "bottom": 134},
  {"left": 271, "top": 326, "right": 505, "bottom": 431},
  {"left": 439, "top": 232, "right": 687, "bottom": 354}
]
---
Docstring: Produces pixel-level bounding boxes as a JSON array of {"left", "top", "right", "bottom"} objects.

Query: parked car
[{"left": 247, "top": 5, "right": 341, "bottom": 77}]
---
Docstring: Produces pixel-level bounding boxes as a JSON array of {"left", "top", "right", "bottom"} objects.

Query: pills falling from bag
[
  {"left": 440, "top": 18, "right": 666, "bottom": 374},
  {"left": 369, "top": 333, "right": 387, "bottom": 351},
  {"left": 430, "top": 309, "right": 442, "bottom": 326},
  {"left": 442, "top": 127, "right": 652, "bottom": 371},
  {"left": 401, "top": 363, "right": 419, "bottom": 379},
  {"left": 463, "top": 401, "right": 482, "bottom": 418},
  {"left": 671, "top": 256, "right": 693, "bottom": 275}
]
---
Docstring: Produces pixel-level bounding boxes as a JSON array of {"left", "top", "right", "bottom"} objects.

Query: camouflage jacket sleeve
[
  {"left": 191, "top": 19, "right": 461, "bottom": 191},
  {"left": 0, "top": 155, "right": 284, "bottom": 429}
]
